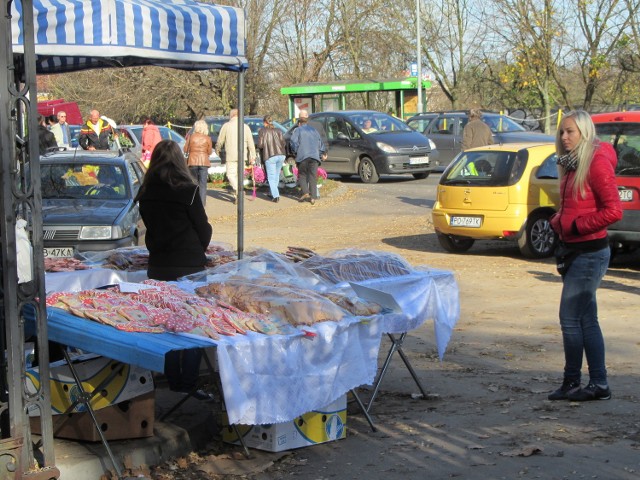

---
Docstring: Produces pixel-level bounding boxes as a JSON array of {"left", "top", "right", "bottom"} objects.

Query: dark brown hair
[{"left": 135, "top": 140, "right": 195, "bottom": 201}]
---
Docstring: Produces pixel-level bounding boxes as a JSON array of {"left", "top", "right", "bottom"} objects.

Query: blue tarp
[{"left": 11, "top": 0, "right": 248, "bottom": 73}]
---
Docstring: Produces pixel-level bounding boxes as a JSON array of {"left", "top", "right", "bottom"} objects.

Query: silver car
[{"left": 116, "top": 124, "right": 187, "bottom": 158}]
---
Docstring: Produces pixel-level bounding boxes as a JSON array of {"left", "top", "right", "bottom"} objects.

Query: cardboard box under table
[
  {"left": 30, "top": 391, "right": 155, "bottom": 442},
  {"left": 25, "top": 352, "right": 154, "bottom": 416},
  {"left": 223, "top": 396, "right": 347, "bottom": 452},
  {"left": 25, "top": 352, "right": 155, "bottom": 441}
]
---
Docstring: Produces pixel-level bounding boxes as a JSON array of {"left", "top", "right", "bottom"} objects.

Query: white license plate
[
  {"left": 44, "top": 247, "right": 74, "bottom": 258},
  {"left": 450, "top": 216, "right": 482, "bottom": 228},
  {"left": 619, "top": 189, "right": 633, "bottom": 202},
  {"left": 409, "top": 156, "right": 429, "bottom": 165}
]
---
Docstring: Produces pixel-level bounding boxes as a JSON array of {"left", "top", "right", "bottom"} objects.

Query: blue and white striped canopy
[{"left": 11, "top": 0, "right": 248, "bottom": 73}]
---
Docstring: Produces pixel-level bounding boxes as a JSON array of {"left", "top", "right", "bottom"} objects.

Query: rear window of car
[
  {"left": 594, "top": 122, "right": 640, "bottom": 176},
  {"left": 441, "top": 150, "right": 529, "bottom": 186}
]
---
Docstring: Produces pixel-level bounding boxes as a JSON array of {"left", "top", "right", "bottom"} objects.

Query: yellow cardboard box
[
  {"left": 222, "top": 396, "right": 347, "bottom": 452},
  {"left": 25, "top": 353, "right": 154, "bottom": 415}
]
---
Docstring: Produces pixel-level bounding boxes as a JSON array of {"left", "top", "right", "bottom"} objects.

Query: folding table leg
[
  {"left": 59, "top": 349, "right": 124, "bottom": 480},
  {"left": 349, "top": 389, "right": 376, "bottom": 432},
  {"left": 365, "top": 333, "right": 428, "bottom": 413}
]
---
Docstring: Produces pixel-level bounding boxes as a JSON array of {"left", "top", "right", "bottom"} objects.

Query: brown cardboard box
[{"left": 30, "top": 391, "right": 155, "bottom": 441}]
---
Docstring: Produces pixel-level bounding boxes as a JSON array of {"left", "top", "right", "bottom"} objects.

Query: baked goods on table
[{"left": 300, "top": 251, "right": 413, "bottom": 283}]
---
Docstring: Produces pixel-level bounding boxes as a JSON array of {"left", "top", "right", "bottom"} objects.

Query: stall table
[{"left": 35, "top": 261, "right": 459, "bottom": 475}]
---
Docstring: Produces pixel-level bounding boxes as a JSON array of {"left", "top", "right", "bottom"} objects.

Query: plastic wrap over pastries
[
  {"left": 300, "top": 249, "right": 413, "bottom": 284},
  {"left": 195, "top": 273, "right": 382, "bottom": 326}
]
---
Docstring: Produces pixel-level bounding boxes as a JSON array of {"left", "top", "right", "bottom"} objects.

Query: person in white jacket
[{"left": 215, "top": 109, "right": 256, "bottom": 203}]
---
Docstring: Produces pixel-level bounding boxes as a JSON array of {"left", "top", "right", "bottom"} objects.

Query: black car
[
  {"left": 288, "top": 110, "right": 433, "bottom": 183},
  {"left": 40, "top": 150, "right": 147, "bottom": 257},
  {"left": 407, "top": 111, "right": 555, "bottom": 170}
]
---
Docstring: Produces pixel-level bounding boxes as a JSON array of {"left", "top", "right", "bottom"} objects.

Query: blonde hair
[
  {"left": 193, "top": 120, "right": 208, "bottom": 135},
  {"left": 555, "top": 110, "right": 598, "bottom": 199}
]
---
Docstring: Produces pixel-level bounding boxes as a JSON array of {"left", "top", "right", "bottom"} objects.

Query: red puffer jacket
[{"left": 550, "top": 142, "right": 622, "bottom": 244}]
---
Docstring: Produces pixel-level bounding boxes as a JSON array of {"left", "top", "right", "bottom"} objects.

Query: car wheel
[
  {"left": 436, "top": 232, "right": 475, "bottom": 252},
  {"left": 412, "top": 172, "right": 430, "bottom": 180},
  {"left": 518, "top": 211, "right": 557, "bottom": 258},
  {"left": 358, "top": 157, "right": 379, "bottom": 184}
]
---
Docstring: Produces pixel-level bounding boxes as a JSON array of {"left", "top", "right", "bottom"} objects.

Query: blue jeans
[
  {"left": 265, "top": 155, "right": 285, "bottom": 198},
  {"left": 189, "top": 166, "right": 208, "bottom": 206},
  {"left": 559, "top": 247, "right": 610, "bottom": 385}
]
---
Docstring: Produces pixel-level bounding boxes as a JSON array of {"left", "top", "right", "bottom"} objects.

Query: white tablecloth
[{"left": 45, "top": 264, "right": 459, "bottom": 425}]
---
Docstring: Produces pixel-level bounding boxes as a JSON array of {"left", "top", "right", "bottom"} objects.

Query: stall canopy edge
[{"left": 11, "top": 0, "right": 249, "bottom": 73}]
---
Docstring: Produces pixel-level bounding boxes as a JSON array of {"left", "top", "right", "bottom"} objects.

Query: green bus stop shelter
[{"left": 281, "top": 77, "right": 432, "bottom": 120}]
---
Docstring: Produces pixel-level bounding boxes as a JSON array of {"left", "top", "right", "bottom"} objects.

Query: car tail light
[{"left": 502, "top": 231, "right": 518, "bottom": 237}]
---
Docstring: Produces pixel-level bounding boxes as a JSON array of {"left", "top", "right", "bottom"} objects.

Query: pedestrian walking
[
  {"left": 141, "top": 118, "right": 162, "bottom": 165},
  {"left": 462, "top": 109, "right": 493, "bottom": 151},
  {"left": 257, "top": 115, "right": 286, "bottom": 203},
  {"left": 37, "top": 115, "right": 57, "bottom": 152},
  {"left": 215, "top": 109, "right": 256, "bottom": 203},
  {"left": 185, "top": 120, "right": 213, "bottom": 206},
  {"left": 290, "top": 110, "right": 326, "bottom": 205},
  {"left": 547, "top": 110, "right": 622, "bottom": 402},
  {"left": 49, "top": 111, "right": 72, "bottom": 148}
]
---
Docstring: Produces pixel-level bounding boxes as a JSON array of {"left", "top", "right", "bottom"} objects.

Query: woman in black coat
[{"left": 135, "top": 139, "right": 213, "bottom": 399}]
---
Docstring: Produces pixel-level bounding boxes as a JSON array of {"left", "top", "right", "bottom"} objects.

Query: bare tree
[
  {"left": 569, "top": 0, "right": 633, "bottom": 110},
  {"left": 486, "top": 0, "right": 568, "bottom": 132},
  {"left": 414, "top": 0, "right": 490, "bottom": 109}
]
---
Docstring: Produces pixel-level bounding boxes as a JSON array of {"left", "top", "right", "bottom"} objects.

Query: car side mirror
[{"left": 337, "top": 132, "right": 349, "bottom": 140}]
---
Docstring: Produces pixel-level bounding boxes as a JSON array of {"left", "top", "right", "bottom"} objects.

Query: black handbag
[{"left": 554, "top": 242, "right": 579, "bottom": 276}]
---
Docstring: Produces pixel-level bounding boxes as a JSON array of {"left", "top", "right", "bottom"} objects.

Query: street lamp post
[{"left": 416, "top": 0, "right": 423, "bottom": 113}]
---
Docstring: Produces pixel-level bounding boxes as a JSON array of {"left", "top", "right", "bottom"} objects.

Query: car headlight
[
  {"left": 428, "top": 139, "right": 437, "bottom": 150},
  {"left": 80, "top": 226, "right": 124, "bottom": 240},
  {"left": 376, "top": 142, "right": 397, "bottom": 153}
]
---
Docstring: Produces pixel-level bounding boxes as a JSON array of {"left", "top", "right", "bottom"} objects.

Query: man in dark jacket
[
  {"left": 79, "top": 109, "right": 115, "bottom": 150},
  {"left": 290, "top": 110, "right": 326, "bottom": 205},
  {"left": 37, "top": 115, "right": 57, "bottom": 153}
]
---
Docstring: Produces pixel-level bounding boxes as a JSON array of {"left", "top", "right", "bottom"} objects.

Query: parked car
[
  {"left": 40, "top": 149, "right": 147, "bottom": 257},
  {"left": 592, "top": 111, "right": 640, "bottom": 255},
  {"left": 432, "top": 142, "right": 560, "bottom": 258},
  {"left": 116, "top": 124, "right": 186, "bottom": 157},
  {"left": 287, "top": 110, "right": 434, "bottom": 183},
  {"left": 407, "top": 111, "right": 555, "bottom": 171}
]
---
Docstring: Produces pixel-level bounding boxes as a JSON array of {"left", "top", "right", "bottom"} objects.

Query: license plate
[
  {"left": 450, "top": 216, "right": 482, "bottom": 228},
  {"left": 619, "top": 189, "right": 633, "bottom": 202},
  {"left": 44, "top": 247, "right": 74, "bottom": 258},
  {"left": 409, "top": 156, "right": 429, "bottom": 165}
]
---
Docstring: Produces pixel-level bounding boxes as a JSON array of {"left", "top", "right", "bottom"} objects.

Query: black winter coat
[{"left": 137, "top": 181, "right": 212, "bottom": 280}]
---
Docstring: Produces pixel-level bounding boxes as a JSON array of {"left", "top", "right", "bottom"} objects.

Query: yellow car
[{"left": 432, "top": 142, "right": 560, "bottom": 258}]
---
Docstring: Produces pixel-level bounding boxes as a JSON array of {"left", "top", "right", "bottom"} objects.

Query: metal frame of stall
[{"left": 1, "top": 1, "right": 249, "bottom": 478}]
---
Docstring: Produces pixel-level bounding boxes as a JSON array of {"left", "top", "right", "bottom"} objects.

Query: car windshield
[
  {"left": 41, "top": 162, "right": 128, "bottom": 199},
  {"left": 482, "top": 114, "right": 527, "bottom": 133},
  {"left": 345, "top": 113, "right": 412, "bottom": 133},
  {"left": 441, "top": 150, "right": 529, "bottom": 186},
  {"left": 594, "top": 122, "right": 640, "bottom": 176}
]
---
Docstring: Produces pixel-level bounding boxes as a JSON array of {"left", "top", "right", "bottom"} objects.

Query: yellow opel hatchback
[{"left": 432, "top": 142, "right": 560, "bottom": 258}]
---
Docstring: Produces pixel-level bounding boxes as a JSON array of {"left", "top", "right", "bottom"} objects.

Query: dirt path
[{"left": 156, "top": 181, "right": 640, "bottom": 479}]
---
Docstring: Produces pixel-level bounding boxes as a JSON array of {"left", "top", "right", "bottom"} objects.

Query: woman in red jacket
[{"left": 548, "top": 110, "right": 622, "bottom": 402}]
